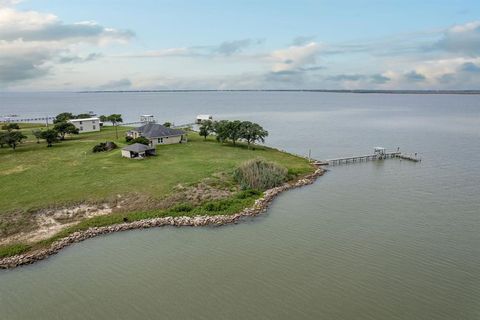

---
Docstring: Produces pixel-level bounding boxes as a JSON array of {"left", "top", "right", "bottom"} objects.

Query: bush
[
  {"left": 236, "top": 189, "right": 262, "bottom": 199},
  {"left": 125, "top": 136, "right": 133, "bottom": 143},
  {"left": 202, "top": 200, "right": 232, "bottom": 212},
  {"left": 171, "top": 203, "right": 193, "bottom": 213},
  {"left": 92, "top": 141, "right": 117, "bottom": 153},
  {"left": 129, "top": 137, "right": 150, "bottom": 145},
  {"left": 234, "top": 158, "right": 288, "bottom": 190}
]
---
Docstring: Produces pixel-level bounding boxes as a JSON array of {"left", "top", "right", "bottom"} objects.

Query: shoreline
[{"left": 0, "top": 167, "right": 325, "bottom": 269}]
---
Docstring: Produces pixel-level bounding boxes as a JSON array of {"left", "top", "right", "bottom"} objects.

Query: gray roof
[
  {"left": 133, "top": 123, "right": 185, "bottom": 138},
  {"left": 122, "top": 143, "right": 155, "bottom": 153}
]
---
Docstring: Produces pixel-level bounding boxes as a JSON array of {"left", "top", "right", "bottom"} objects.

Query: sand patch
[{"left": 0, "top": 204, "right": 112, "bottom": 246}]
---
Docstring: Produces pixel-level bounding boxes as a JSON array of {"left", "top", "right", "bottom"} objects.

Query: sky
[{"left": 1, "top": 0, "right": 480, "bottom": 91}]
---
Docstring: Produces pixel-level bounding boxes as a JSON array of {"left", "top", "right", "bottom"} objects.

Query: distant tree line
[{"left": 199, "top": 120, "right": 268, "bottom": 148}]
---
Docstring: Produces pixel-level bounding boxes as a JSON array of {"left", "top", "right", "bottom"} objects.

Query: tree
[
  {"left": 213, "top": 120, "right": 230, "bottom": 143},
  {"left": 4, "top": 131, "right": 27, "bottom": 150},
  {"left": 76, "top": 113, "right": 92, "bottom": 119},
  {"left": 39, "top": 129, "right": 59, "bottom": 147},
  {"left": 0, "top": 131, "right": 8, "bottom": 148},
  {"left": 226, "top": 120, "right": 243, "bottom": 146},
  {"left": 32, "top": 129, "right": 42, "bottom": 143},
  {"left": 1, "top": 123, "right": 20, "bottom": 132},
  {"left": 54, "top": 122, "right": 79, "bottom": 140},
  {"left": 107, "top": 114, "right": 123, "bottom": 139},
  {"left": 163, "top": 122, "right": 172, "bottom": 128},
  {"left": 54, "top": 112, "right": 74, "bottom": 124},
  {"left": 99, "top": 115, "right": 108, "bottom": 123},
  {"left": 241, "top": 121, "right": 269, "bottom": 149},
  {"left": 199, "top": 120, "right": 213, "bottom": 140}
]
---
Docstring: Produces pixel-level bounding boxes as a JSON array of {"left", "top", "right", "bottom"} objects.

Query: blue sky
[{"left": 1, "top": 0, "right": 480, "bottom": 90}]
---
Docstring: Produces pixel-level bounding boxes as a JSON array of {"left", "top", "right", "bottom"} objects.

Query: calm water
[{"left": 0, "top": 92, "right": 479, "bottom": 319}]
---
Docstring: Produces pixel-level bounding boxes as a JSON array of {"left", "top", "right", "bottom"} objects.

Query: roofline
[{"left": 69, "top": 117, "right": 100, "bottom": 122}]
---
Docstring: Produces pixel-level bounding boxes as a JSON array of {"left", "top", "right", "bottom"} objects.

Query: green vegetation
[
  {"left": 92, "top": 142, "right": 118, "bottom": 153},
  {"left": 100, "top": 114, "right": 123, "bottom": 139},
  {"left": 201, "top": 119, "right": 268, "bottom": 147},
  {"left": 53, "top": 122, "right": 79, "bottom": 140},
  {"left": 0, "top": 243, "right": 31, "bottom": 258},
  {"left": 128, "top": 136, "right": 150, "bottom": 145},
  {"left": 0, "top": 121, "right": 313, "bottom": 258},
  {"left": 234, "top": 158, "right": 288, "bottom": 190},
  {"left": 0, "top": 124, "right": 310, "bottom": 213}
]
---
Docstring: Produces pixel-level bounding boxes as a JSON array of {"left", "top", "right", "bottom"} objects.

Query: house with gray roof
[
  {"left": 121, "top": 143, "right": 156, "bottom": 159},
  {"left": 127, "top": 123, "right": 187, "bottom": 146}
]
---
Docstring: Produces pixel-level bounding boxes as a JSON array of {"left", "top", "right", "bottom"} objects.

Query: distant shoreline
[{"left": 77, "top": 89, "right": 480, "bottom": 95}]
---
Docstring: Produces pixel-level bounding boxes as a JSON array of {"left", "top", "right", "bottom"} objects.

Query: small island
[{"left": 0, "top": 115, "right": 323, "bottom": 268}]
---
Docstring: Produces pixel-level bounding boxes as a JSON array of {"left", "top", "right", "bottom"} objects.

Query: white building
[
  {"left": 69, "top": 117, "right": 101, "bottom": 133},
  {"left": 140, "top": 115, "right": 156, "bottom": 123},
  {"left": 196, "top": 114, "right": 213, "bottom": 124}
]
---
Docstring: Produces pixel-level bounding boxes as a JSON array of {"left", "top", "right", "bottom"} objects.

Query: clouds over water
[
  {"left": 0, "top": 1, "right": 479, "bottom": 90},
  {"left": 0, "top": 3, "right": 133, "bottom": 87}
]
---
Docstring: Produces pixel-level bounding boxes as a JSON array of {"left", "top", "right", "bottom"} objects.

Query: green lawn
[
  {"left": 0, "top": 124, "right": 312, "bottom": 215},
  {"left": 0, "top": 124, "right": 314, "bottom": 257}
]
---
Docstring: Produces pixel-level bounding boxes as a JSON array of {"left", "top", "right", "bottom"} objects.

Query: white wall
[
  {"left": 69, "top": 119, "right": 100, "bottom": 133},
  {"left": 149, "top": 135, "right": 185, "bottom": 146}
]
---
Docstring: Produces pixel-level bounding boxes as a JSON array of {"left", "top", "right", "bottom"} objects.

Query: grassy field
[
  {"left": 0, "top": 123, "right": 313, "bottom": 257},
  {"left": 0, "top": 124, "right": 312, "bottom": 213}
]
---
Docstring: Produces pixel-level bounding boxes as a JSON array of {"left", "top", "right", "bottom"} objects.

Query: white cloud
[
  {"left": 269, "top": 42, "right": 321, "bottom": 72},
  {"left": 0, "top": 4, "right": 133, "bottom": 86},
  {"left": 435, "top": 21, "right": 480, "bottom": 56}
]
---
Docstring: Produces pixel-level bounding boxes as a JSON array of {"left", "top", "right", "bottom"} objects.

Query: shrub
[
  {"left": 129, "top": 137, "right": 150, "bottom": 145},
  {"left": 202, "top": 200, "right": 231, "bottom": 212},
  {"left": 171, "top": 203, "right": 193, "bottom": 213},
  {"left": 92, "top": 141, "right": 117, "bottom": 153},
  {"left": 236, "top": 189, "right": 262, "bottom": 199},
  {"left": 234, "top": 158, "right": 288, "bottom": 190},
  {"left": 125, "top": 136, "right": 133, "bottom": 143}
]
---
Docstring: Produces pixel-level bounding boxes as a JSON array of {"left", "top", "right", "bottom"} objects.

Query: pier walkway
[{"left": 314, "top": 151, "right": 421, "bottom": 166}]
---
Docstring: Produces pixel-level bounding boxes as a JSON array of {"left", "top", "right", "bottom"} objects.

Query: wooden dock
[{"left": 314, "top": 152, "right": 421, "bottom": 166}]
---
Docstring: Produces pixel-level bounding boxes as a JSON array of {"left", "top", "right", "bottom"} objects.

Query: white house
[
  {"left": 69, "top": 117, "right": 101, "bottom": 133},
  {"left": 127, "top": 123, "right": 187, "bottom": 146}
]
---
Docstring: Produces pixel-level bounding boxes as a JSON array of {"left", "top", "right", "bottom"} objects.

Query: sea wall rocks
[{"left": 0, "top": 167, "right": 324, "bottom": 269}]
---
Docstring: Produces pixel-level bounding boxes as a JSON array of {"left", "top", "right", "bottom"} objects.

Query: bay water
[{"left": 0, "top": 92, "right": 479, "bottom": 319}]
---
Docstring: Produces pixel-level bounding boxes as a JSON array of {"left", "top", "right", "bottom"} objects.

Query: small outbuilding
[
  {"left": 121, "top": 143, "right": 156, "bottom": 159},
  {"left": 196, "top": 114, "right": 213, "bottom": 124}
]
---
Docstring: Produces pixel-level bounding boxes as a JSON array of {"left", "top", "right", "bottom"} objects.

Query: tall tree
[
  {"left": 54, "top": 112, "right": 74, "bottom": 124},
  {"left": 226, "top": 120, "right": 243, "bottom": 146},
  {"left": 199, "top": 120, "right": 213, "bottom": 140},
  {"left": 241, "top": 121, "right": 269, "bottom": 149},
  {"left": 39, "top": 129, "right": 59, "bottom": 147},
  {"left": 213, "top": 120, "right": 230, "bottom": 143},
  {"left": 76, "top": 113, "right": 92, "bottom": 119},
  {"left": 107, "top": 114, "right": 123, "bottom": 139},
  {"left": 54, "top": 122, "right": 79, "bottom": 140}
]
